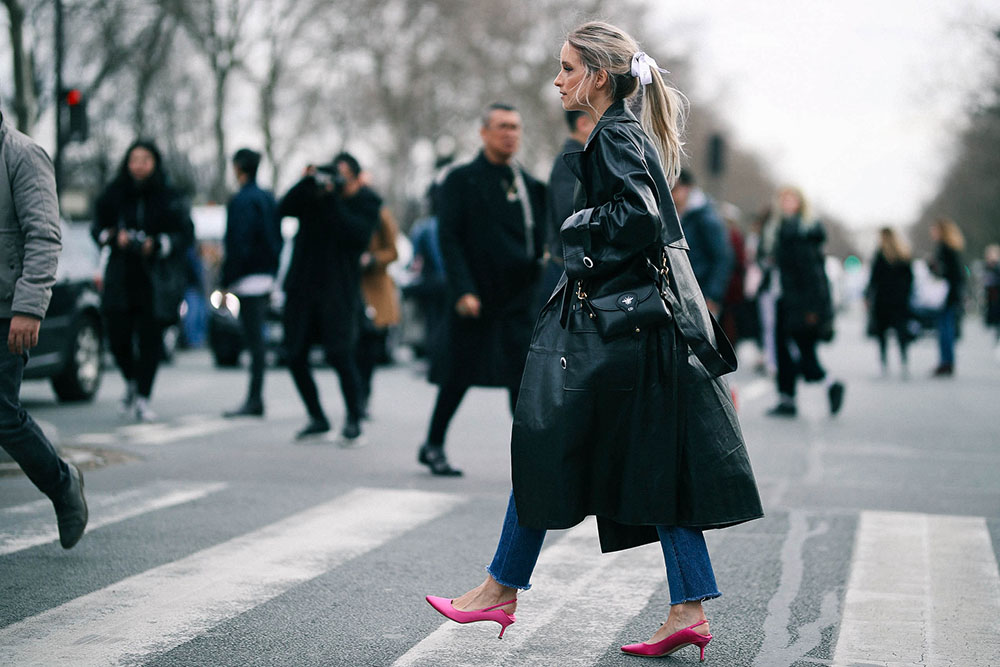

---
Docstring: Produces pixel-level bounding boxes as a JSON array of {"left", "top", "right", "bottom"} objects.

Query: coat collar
[{"left": 562, "top": 100, "right": 638, "bottom": 181}]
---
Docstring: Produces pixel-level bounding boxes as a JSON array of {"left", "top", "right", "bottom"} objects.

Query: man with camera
[{"left": 277, "top": 152, "right": 380, "bottom": 444}]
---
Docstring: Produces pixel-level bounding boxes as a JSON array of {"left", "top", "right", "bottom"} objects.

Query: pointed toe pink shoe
[
  {"left": 425, "top": 595, "right": 516, "bottom": 638},
  {"left": 621, "top": 619, "right": 712, "bottom": 661}
]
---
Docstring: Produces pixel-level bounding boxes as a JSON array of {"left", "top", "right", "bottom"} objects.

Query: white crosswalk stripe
[
  {"left": 833, "top": 510, "right": 1000, "bottom": 666},
  {"left": 394, "top": 517, "right": 669, "bottom": 667},
  {"left": 5, "top": 484, "right": 999, "bottom": 666},
  {"left": 0, "top": 487, "right": 459, "bottom": 667},
  {"left": 0, "top": 480, "right": 227, "bottom": 555}
]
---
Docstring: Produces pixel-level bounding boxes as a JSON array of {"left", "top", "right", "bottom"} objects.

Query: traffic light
[{"left": 62, "top": 88, "right": 88, "bottom": 143}]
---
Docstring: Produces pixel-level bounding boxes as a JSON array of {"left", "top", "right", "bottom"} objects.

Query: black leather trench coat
[{"left": 510, "top": 101, "right": 763, "bottom": 553}]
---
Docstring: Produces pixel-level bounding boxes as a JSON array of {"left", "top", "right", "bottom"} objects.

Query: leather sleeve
[{"left": 560, "top": 125, "right": 660, "bottom": 281}]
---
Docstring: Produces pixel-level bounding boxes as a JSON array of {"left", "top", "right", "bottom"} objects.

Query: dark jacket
[
  {"left": 866, "top": 251, "right": 913, "bottom": 335},
  {"left": 0, "top": 112, "right": 61, "bottom": 320},
  {"left": 544, "top": 137, "right": 584, "bottom": 266},
  {"left": 430, "top": 152, "right": 546, "bottom": 387},
  {"left": 510, "top": 100, "right": 762, "bottom": 553},
  {"left": 680, "top": 199, "right": 733, "bottom": 303},
  {"left": 931, "top": 243, "right": 964, "bottom": 308},
  {"left": 278, "top": 177, "right": 380, "bottom": 350},
  {"left": 775, "top": 216, "right": 834, "bottom": 340},
  {"left": 220, "top": 181, "right": 281, "bottom": 289},
  {"left": 91, "top": 159, "right": 194, "bottom": 323}
]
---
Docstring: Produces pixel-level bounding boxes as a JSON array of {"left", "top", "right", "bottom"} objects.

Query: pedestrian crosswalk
[
  {"left": 0, "top": 480, "right": 227, "bottom": 555},
  {"left": 1, "top": 485, "right": 998, "bottom": 666}
]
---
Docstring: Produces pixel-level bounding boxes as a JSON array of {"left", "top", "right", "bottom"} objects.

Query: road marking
[
  {"left": 72, "top": 415, "right": 250, "bottom": 447},
  {"left": 737, "top": 378, "right": 770, "bottom": 404},
  {"left": 0, "top": 487, "right": 459, "bottom": 667},
  {"left": 394, "top": 517, "right": 667, "bottom": 667},
  {"left": 0, "top": 481, "right": 227, "bottom": 555},
  {"left": 833, "top": 510, "right": 1000, "bottom": 665}
]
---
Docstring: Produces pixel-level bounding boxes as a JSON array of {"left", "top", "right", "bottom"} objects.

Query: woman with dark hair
[
  {"left": 424, "top": 21, "right": 762, "bottom": 661},
  {"left": 91, "top": 140, "right": 193, "bottom": 421}
]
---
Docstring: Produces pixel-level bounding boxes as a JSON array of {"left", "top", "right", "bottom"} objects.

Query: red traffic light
[{"left": 65, "top": 88, "right": 82, "bottom": 106}]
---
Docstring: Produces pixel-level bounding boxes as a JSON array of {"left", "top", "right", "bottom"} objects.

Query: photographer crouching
[{"left": 277, "top": 153, "right": 380, "bottom": 444}]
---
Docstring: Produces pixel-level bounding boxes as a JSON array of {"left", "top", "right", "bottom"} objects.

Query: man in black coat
[
  {"left": 537, "top": 110, "right": 595, "bottom": 308},
  {"left": 220, "top": 148, "right": 281, "bottom": 418},
  {"left": 278, "top": 152, "right": 380, "bottom": 443},
  {"left": 418, "top": 102, "right": 546, "bottom": 476}
]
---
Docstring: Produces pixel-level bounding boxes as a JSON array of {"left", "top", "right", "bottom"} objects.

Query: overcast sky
[{"left": 651, "top": 0, "right": 999, "bottom": 231}]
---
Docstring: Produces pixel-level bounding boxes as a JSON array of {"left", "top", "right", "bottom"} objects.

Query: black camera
[{"left": 315, "top": 164, "right": 347, "bottom": 195}]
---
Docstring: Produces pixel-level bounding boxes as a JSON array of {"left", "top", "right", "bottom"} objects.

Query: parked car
[
  {"left": 23, "top": 222, "right": 104, "bottom": 401},
  {"left": 207, "top": 217, "right": 295, "bottom": 367}
]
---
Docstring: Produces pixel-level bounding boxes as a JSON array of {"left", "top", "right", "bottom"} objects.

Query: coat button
[
  {"left": 560, "top": 356, "right": 567, "bottom": 369},
  {"left": 582, "top": 257, "right": 594, "bottom": 269}
]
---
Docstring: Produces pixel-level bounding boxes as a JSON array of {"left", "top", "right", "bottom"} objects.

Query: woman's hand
[{"left": 455, "top": 293, "right": 481, "bottom": 318}]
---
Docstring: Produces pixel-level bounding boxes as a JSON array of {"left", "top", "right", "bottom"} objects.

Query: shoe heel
[{"left": 497, "top": 614, "right": 515, "bottom": 639}]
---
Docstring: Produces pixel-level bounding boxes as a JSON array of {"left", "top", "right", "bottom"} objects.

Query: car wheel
[{"left": 51, "top": 314, "right": 103, "bottom": 402}]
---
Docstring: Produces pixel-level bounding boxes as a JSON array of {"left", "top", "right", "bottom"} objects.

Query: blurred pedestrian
[
  {"left": 670, "top": 169, "right": 732, "bottom": 315},
  {"left": 404, "top": 184, "right": 449, "bottom": 360},
  {"left": 865, "top": 227, "right": 914, "bottom": 377},
  {"left": 984, "top": 243, "right": 1000, "bottom": 344},
  {"left": 763, "top": 186, "right": 845, "bottom": 417},
  {"left": 746, "top": 206, "right": 776, "bottom": 375},
  {"left": 1, "top": 108, "right": 88, "bottom": 549},
  {"left": 426, "top": 23, "right": 761, "bottom": 661},
  {"left": 357, "top": 205, "right": 402, "bottom": 418},
  {"left": 719, "top": 202, "right": 749, "bottom": 344},
  {"left": 219, "top": 148, "right": 281, "bottom": 418},
  {"left": 928, "top": 218, "right": 965, "bottom": 377},
  {"left": 417, "top": 102, "right": 546, "bottom": 476},
  {"left": 92, "top": 140, "right": 194, "bottom": 422},
  {"left": 278, "top": 152, "right": 379, "bottom": 442},
  {"left": 538, "top": 109, "right": 595, "bottom": 308}
]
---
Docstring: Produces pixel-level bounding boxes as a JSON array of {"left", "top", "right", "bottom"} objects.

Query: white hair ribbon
[{"left": 630, "top": 51, "right": 668, "bottom": 86}]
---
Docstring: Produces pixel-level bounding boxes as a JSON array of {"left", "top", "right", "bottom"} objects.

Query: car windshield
[{"left": 57, "top": 222, "right": 101, "bottom": 282}]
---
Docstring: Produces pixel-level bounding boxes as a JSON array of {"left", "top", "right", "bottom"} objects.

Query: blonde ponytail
[{"left": 567, "top": 21, "right": 688, "bottom": 184}]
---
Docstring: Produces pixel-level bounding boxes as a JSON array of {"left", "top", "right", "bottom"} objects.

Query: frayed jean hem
[
  {"left": 485, "top": 565, "right": 532, "bottom": 591},
  {"left": 670, "top": 592, "right": 722, "bottom": 605}
]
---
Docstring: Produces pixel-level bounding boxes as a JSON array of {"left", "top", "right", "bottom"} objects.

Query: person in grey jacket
[{"left": 0, "top": 109, "right": 88, "bottom": 549}]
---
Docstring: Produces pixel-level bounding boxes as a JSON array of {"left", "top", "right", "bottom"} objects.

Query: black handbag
[{"left": 579, "top": 280, "right": 671, "bottom": 339}]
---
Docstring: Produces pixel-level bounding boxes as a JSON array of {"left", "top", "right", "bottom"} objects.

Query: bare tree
[
  {"left": 168, "top": 0, "right": 258, "bottom": 202},
  {"left": 912, "top": 26, "right": 1000, "bottom": 260},
  {"left": 2, "top": 0, "right": 37, "bottom": 132}
]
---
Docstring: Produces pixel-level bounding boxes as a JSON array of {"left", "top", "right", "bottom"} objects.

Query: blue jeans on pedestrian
[
  {"left": 487, "top": 492, "right": 721, "bottom": 605},
  {"left": 937, "top": 305, "right": 957, "bottom": 366},
  {"left": 0, "top": 319, "right": 70, "bottom": 499}
]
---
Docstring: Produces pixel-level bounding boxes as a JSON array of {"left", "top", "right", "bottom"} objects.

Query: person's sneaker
[
  {"left": 418, "top": 443, "right": 463, "bottom": 476},
  {"left": 827, "top": 381, "right": 845, "bottom": 416},
  {"left": 338, "top": 418, "right": 366, "bottom": 448},
  {"left": 119, "top": 380, "right": 137, "bottom": 416},
  {"left": 52, "top": 462, "right": 88, "bottom": 549},
  {"left": 223, "top": 401, "right": 264, "bottom": 418},
  {"left": 932, "top": 364, "right": 954, "bottom": 377},
  {"left": 766, "top": 402, "right": 797, "bottom": 418},
  {"left": 134, "top": 397, "right": 157, "bottom": 423},
  {"left": 295, "top": 417, "right": 331, "bottom": 440}
]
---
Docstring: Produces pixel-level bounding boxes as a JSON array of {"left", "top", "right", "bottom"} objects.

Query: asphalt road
[{"left": 3, "top": 305, "right": 999, "bottom": 666}]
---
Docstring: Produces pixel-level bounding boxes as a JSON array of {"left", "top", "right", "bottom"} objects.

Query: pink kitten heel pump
[
  {"left": 621, "top": 619, "right": 712, "bottom": 661},
  {"left": 425, "top": 595, "right": 517, "bottom": 638}
]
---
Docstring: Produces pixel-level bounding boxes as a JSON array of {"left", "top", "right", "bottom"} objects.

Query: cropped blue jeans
[{"left": 487, "top": 491, "right": 720, "bottom": 605}]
